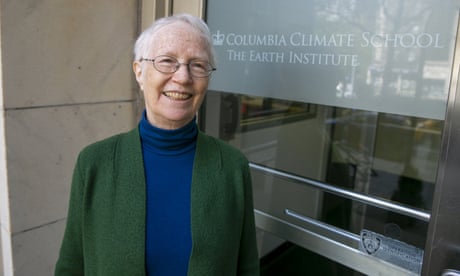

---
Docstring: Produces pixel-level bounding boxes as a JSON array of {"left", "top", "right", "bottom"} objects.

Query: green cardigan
[{"left": 55, "top": 128, "right": 260, "bottom": 275}]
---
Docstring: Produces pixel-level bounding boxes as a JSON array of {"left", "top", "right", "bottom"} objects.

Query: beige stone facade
[
  {"left": 1, "top": 1, "right": 140, "bottom": 275},
  {"left": 0, "top": 1, "right": 203, "bottom": 274}
]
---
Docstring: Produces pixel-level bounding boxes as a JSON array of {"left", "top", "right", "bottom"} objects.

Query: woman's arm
[
  {"left": 237, "top": 165, "right": 260, "bottom": 276},
  {"left": 55, "top": 156, "right": 85, "bottom": 276}
]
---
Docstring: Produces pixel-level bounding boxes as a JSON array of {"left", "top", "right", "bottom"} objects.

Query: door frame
[{"left": 422, "top": 11, "right": 460, "bottom": 275}]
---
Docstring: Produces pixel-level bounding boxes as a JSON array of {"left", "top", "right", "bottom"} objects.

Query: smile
[{"left": 163, "top": 91, "right": 192, "bottom": 101}]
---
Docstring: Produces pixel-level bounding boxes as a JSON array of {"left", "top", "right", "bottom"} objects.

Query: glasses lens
[
  {"left": 153, "top": 56, "right": 178, "bottom": 73},
  {"left": 189, "top": 60, "right": 213, "bottom": 77}
]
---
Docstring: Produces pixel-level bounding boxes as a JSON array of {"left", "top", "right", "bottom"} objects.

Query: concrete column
[{"left": 0, "top": 1, "right": 141, "bottom": 275}]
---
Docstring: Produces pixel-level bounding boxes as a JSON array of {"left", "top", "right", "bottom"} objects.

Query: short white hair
[{"left": 133, "top": 13, "right": 215, "bottom": 66}]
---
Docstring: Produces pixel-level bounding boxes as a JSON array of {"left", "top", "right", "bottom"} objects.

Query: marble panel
[
  {"left": 0, "top": 231, "right": 3, "bottom": 275},
  {"left": 6, "top": 102, "right": 139, "bottom": 234},
  {"left": 173, "top": 0, "right": 203, "bottom": 17},
  {"left": 1, "top": 227, "right": 13, "bottom": 276},
  {"left": 11, "top": 219, "right": 65, "bottom": 276},
  {"left": 0, "top": 239, "right": 3, "bottom": 272},
  {"left": 0, "top": 127, "right": 10, "bottom": 235},
  {"left": 2, "top": 0, "right": 139, "bottom": 108}
]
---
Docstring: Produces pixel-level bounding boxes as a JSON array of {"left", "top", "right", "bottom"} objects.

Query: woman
[{"left": 55, "top": 14, "right": 260, "bottom": 276}]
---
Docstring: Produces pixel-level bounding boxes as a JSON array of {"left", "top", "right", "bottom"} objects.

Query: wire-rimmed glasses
[{"left": 140, "top": 55, "right": 216, "bottom": 78}]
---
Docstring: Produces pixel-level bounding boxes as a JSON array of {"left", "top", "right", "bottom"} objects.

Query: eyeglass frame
[{"left": 140, "top": 55, "right": 216, "bottom": 78}]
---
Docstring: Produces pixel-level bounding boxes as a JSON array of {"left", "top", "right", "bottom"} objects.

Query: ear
[{"left": 133, "top": 61, "right": 144, "bottom": 90}]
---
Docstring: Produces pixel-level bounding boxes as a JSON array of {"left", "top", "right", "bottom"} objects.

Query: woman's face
[{"left": 133, "top": 22, "right": 211, "bottom": 130}]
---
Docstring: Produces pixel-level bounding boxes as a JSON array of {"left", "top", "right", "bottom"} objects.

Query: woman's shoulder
[
  {"left": 197, "top": 131, "right": 249, "bottom": 165},
  {"left": 77, "top": 128, "right": 139, "bottom": 163}
]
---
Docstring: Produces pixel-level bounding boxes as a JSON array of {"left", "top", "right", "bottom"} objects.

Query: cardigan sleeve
[
  {"left": 237, "top": 163, "right": 260, "bottom": 276},
  {"left": 55, "top": 129, "right": 146, "bottom": 276},
  {"left": 55, "top": 154, "right": 85, "bottom": 276}
]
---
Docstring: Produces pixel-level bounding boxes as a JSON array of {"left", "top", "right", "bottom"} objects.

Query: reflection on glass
[
  {"left": 203, "top": 91, "right": 442, "bottom": 251},
  {"left": 240, "top": 96, "right": 316, "bottom": 131},
  {"left": 259, "top": 241, "right": 365, "bottom": 276},
  {"left": 207, "top": 0, "right": 457, "bottom": 120}
]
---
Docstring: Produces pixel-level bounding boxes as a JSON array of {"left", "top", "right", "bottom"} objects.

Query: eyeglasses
[{"left": 140, "top": 55, "right": 216, "bottom": 78}]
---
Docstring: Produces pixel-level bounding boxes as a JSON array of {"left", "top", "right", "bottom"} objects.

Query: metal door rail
[
  {"left": 249, "top": 162, "right": 431, "bottom": 222},
  {"left": 255, "top": 209, "right": 418, "bottom": 276}
]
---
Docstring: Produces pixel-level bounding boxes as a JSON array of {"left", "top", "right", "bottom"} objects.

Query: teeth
[{"left": 164, "top": 92, "right": 191, "bottom": 100}]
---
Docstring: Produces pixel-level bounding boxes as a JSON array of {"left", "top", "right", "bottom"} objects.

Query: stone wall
[{"left": 0, "top": 1, "right": 142, "bottom": 275}]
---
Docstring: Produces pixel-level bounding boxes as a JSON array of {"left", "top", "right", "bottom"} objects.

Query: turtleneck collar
[{"left": 139, "top": 111, "right": 198, "bottom": 156}]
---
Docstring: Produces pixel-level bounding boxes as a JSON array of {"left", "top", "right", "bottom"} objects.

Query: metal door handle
[{"left": 249, "top": 162, "right": 431, "bottom": 221}]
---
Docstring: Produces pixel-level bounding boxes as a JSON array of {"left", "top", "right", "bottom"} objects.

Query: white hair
[{"left": 133, "top": 13, "right": 215, "bottom": 67}]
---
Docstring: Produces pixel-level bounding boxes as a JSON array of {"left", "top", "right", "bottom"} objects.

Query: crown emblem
[{"left": 212, "top": 30, "right": 225, "bottom": 46}]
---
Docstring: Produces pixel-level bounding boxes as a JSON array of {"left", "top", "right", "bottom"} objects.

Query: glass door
[
  {"left": 202, "top": 93, "right": 439, "bottom": 275},
  {"left": 200, "top": 0, "right": 460, "bottom": 275}
]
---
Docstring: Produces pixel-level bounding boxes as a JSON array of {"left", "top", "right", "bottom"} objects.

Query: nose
[{"left": 172, "top": 63, "right": 192, "bottom": 83}]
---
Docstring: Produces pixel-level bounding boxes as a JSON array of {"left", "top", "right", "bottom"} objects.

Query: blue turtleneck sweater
[{"left": 139, "top": 113, "right": 197, "bottom": 275}]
